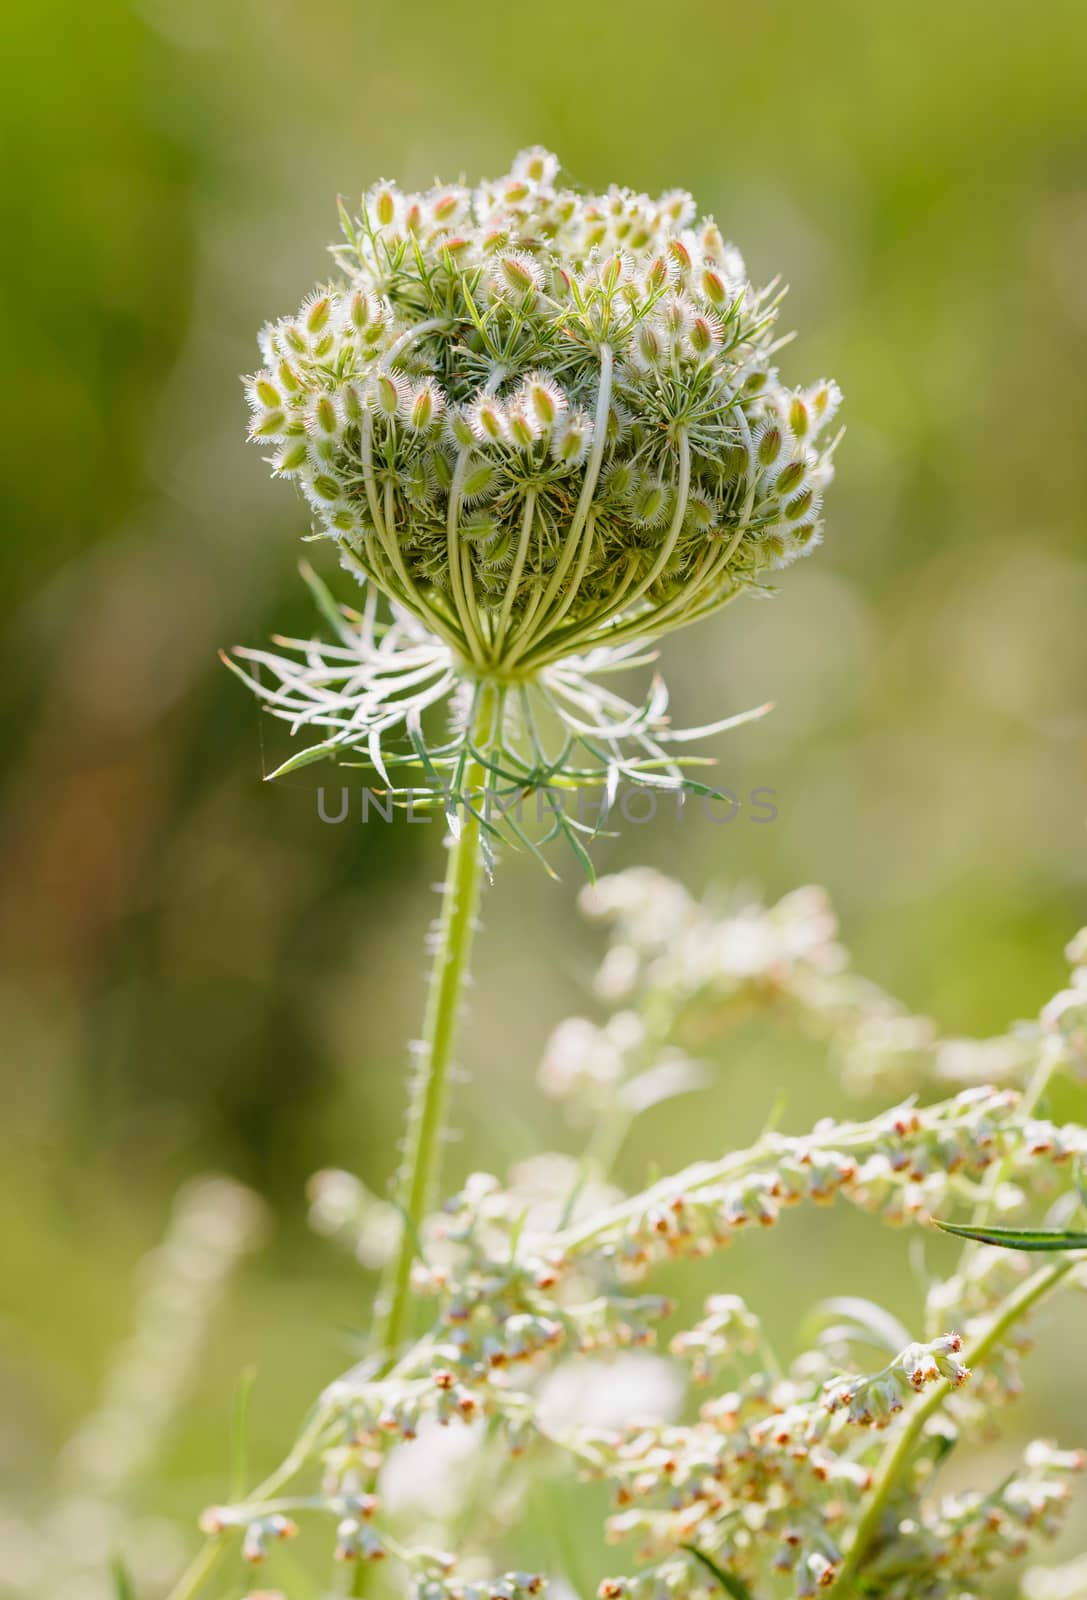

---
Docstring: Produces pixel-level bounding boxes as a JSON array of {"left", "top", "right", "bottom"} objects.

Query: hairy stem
[
  {"left": 833, "top": 1256, "right": 1075, "bottom": 1592},
  {"left": 370, "top": 692, "right": 494, "bottom": 1363}
]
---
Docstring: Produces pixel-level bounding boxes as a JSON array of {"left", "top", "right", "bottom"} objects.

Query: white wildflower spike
[
  {"left": 179, "top": 888, "right": 1087, "bottom": 1600},
  {"left": 175, "top": 732, "right": 1087, "bottom": 1600}
]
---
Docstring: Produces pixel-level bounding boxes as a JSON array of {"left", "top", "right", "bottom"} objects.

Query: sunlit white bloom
[
  {"left": 381, "top": 1417, "right": 486, "bottom": 1519},
  {"left": 537, "top": 1354, "right": 684, "bottom": 1434}
]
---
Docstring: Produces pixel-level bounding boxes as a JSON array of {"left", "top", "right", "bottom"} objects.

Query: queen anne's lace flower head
[
  {"left": 233, "top": 150, "right": 842, "bottom": 859},
  {"left": 247, "top": 147, "right": 840, "bottom": 673}
]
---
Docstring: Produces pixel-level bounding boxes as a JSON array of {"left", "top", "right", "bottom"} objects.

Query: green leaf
[
  {"left": 661, "top": 701, "right": 773, "bottom": 743},
  {"left": 681, "top": 1544, "right": 758, "bottom": 1600},
  {"left": 934, "top": 1220, "right": 1087, "bottom": 1251},
  {"left": 299, "top": 558, "right": 358, "bottom": 643},
  {"left": 264, "top": 739, "right": 344, "bottom": 779},
  {"left": 760, "top": 1088, "right": 789, "bottom": 1135},
  {"left": 501, "top": 808, "right": 562, "bottom": 881},
  {"left": 337, "top": 195, "right": 359, "bottom": 254},
  {"left": 111, "top": 1556, "right": 136, "bottom": 1600},
  {"left": 803, "top": 1295, "right": 912, "bottom": 1356},
  {"left": 620, "top": 1059, "right": 712, "bottom": 1115},
  {"left": 926, "top": 1422, "right": 959, "bottom": 1468}
]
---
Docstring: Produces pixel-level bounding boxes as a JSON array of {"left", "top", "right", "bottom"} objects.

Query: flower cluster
[
  {"left": 579, "top": 1331, "right": 967, "bottom": 1589},
  {"left": 232, "top": 155, "right": 841, "bottom": 855},
  {"left": 567, "top": 868, "right": 1087, "bottom": 1102},
  {"left": 152, "top": 876, "right": 1086, "bottom": 1600},
  {"left": 550, "top": 1086, "right": 1087, "bottom": 1278},
  {"left": 246, "top": 149, "right": 840, "bottom": 675},
  {"left": 578, "top": 1343, "right": 1078, "bottom": 1600},
  {"left": 176, "top": 1092, "right": 1084, "bottom": 1599}
]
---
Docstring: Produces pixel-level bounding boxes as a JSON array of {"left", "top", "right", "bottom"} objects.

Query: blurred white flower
[
  {"left": 537, "top": 1354, "right": 684, "bottom": 1434},
  {"left": 1024, "top": 1553, "right": 1087, "bottom": 1600},
  {"left": 381, "top": 1415, "right": 486, "bottom": 1519},
  {"left": 307, "top": 1167, "right": 401, "bottom": 1267}
]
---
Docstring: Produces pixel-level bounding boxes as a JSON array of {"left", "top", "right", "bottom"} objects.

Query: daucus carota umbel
[{"left": 232, "top": 148, "right": 841, "bottom": 851}]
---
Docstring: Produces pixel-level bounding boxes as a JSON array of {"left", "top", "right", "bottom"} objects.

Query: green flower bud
[
  {"left": 775, "top": 458, "right": 807, "bottom": 498},
  {"left": 552, "top": 411, "right": 592, "bottom": 465},
  {"left": 632, "top": 481, "right": 668, "bottom": 527},
  {"left": 314, "top": 395, "right": 338, "bottom": 435},
  {"left": 405, "top": 378, "right": 443, "bottom": 431},
  {"left": 789, "top": 394, "right": 811, "bottom": 437},
  {"left": 304, "top": 293, "right": 331, "bottom": 334},
  {"left": 523, "top": 374, "right": 566, "bottom": 428},
  {"left": 506, "top": 401, "right": 541, "bottom": 449},
  {"left": 274, "top": 438, "right": 310, "bottom": 474},
  {"left": 447, "top": 409, "right": 476, "bottom": 450},
  {"left": 341, "top": 382, "right": 364, "bottom": 423},
  {"left": 372, "top": 185, "right": 397, "bottom": 226},
  {"left": 757, "top": 422, "right": 785, "bottom": 467},
  {"left": 462, "top": 461, "right": 499, "bottom": 503},
  {"left": 349, "top": 289, "right": 375, "bottom": 330},
  {"left": 496, "top": 252, "right": 541, "bottom": 298},
  {"left": 468, "top": 396, "right": 508, "bottom": 443},
  {"left": 374, "top": 372, "right": 403, "bottom": 416},
  {"left": 688, "top": 311, "right": 722, "bottom": 354},
  {"left": 250, "top": 410, "right": 285, "bottom": 438}
]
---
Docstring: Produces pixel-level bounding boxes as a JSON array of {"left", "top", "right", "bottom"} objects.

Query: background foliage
[{"left": 2, "top": 0, "right": 1086, "bottom": 1586}]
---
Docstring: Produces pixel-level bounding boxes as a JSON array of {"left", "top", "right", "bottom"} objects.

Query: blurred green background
[{"left": 2, "top": 0, "right": 1086, "bottom": 1592}]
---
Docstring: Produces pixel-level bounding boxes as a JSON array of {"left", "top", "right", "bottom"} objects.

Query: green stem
[
  {"left": 162, "top": 1404, "right": 336, "bottom": 1600},
  {"left": 370, "top": 694, "right": 493, "bottom": 1364},
  {"left": 162, "top": 1540, "right": 226, "bottom": 1600},
  {"left": 966, "top": 1048, "right": 1055, "bottom": 1239},
  {"left": 502, "top": 342, "right": 613, "bottom": 667},
  {"left": 446, "top": 450, "right": 487, "bottom": 665},
  {"left": 164, "top": 688, "right": 497, "bottom": 1598},
  {"left": 832, "top": 1256, "right": 1075, "bottom": 1592}
]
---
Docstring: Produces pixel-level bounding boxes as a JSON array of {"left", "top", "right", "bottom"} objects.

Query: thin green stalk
[
  {"left": 503, "top": 343, "right": 613, "bottom": 666},
  {"left": 163, "top": 1404, "right": 337, "bottom": 1600},
  {"left": 162, "top": 1540, "right": 226, "bottom": 1600},
  {"left": 555, "top": 1094, "right": 1008, "bottom": 1257},
  {"left": 369, "top": 689, "right": 495, "bottom": 1363},
  {"left": 357, "top": 412, "right": 461, "bottom": 652},
  {"left": 445, "top": 449, "right": 487, "bottom": 665},
  {"left": 965, "top": 1048, "right": 1055, "bottom": 1241},
  {"left": 832, "top": 1257, "right": 1075, "bottom": 1593},
  {"left": 494, "top": 488, "right": 536, "bottom": 658}
]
